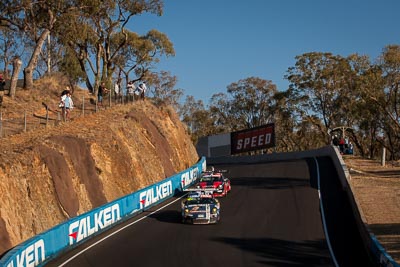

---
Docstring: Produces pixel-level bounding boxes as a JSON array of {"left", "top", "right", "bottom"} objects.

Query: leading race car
[
  {"left": 181, "top": 189, "right": 220, "bottom": 224},
  {"left": 196, "top": 169, "right": 231, "bottom": 197}
]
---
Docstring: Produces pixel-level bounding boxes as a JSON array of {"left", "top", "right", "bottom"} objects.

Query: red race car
[{"left": 197, "top": 170, "right": 231, "bottom": 197}]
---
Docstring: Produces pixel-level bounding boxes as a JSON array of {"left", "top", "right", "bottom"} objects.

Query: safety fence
[
  {"left": 0, "top": 92, "right": 144, "bottom": 138},
  {"left": 0, "top": 157, "right": 206, "bottom": 267}
]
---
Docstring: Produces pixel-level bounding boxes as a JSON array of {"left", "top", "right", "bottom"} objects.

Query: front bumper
[{"left": 182, "top": 213, "right": 219, "bottom": 224}]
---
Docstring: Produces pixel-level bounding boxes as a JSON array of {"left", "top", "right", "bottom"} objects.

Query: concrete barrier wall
[
  {"left": 207, "top": 146, "right": 398, "bottom": 267},
  {"left": 0, "top": 157, "right": 206, "bottom": 267}
]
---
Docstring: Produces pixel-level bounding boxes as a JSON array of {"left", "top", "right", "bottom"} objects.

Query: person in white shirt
[
  {"left": 138, "top": 82, "right": 147, "bottom": 100},
  {"left": 63, "top": 92, "right": 74, "bottom": 121},
  {"left": 127, "top": 81, "right": 135, "bottom": 101},
  {"left": 114, "top": 79, "right": 121, "bottom": 101}
]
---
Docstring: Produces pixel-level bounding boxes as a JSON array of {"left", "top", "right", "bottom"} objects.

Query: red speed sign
[{"left": 230, "top": 123, "right": 275, "bottom": 154}]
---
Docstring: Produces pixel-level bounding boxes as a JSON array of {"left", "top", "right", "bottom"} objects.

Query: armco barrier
[
  {"left": 0, "top": 157, "right": 206, "bottom": 267},
  {"left": 207, "top": 146, "right": 399, "bottom": 267}
]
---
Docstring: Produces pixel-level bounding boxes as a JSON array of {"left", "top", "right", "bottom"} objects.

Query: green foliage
[
  {"left": 148, "top": 70, "right": 183, "bottom": 110},
  {"left": 0, "top": 0, "right": 170, "bottom": 93},
  {"left": 59, "top": 47, "right": 86, "bottom": 84}
]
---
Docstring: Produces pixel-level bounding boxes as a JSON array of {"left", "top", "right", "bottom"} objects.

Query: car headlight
[
  {"left": 212, "top": 207, "right": 217, "bottom": 214},
  {"left": 184, "top": 208, "right": 189, "bottom": 213},
  {"left": 218, "top": 184, "right": 223, "bottom": 189}
]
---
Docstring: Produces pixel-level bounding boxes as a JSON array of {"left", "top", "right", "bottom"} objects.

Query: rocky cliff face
[{"left": 0, "top": 102, "right": 199, "bottom": 255}]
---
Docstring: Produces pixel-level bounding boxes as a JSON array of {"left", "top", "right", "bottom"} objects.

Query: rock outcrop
[{"left": 0, "top": 101, "right": 199, "bottom": 255}]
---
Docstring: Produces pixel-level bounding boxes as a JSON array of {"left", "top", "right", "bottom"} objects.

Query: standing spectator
[
  {"left": 98, "top": 82, "right": 109, "bottom": 109},
  {"left": 59, "top": 87, "right": 70, "bottom": 121},
  {"left": 63, "top": 91, "right": 74, "bottom": 121},
  {"left": 339, "top": 137, "right": 345, "bottom": 154},
  {"left": 114, "top": 79, "right": 121, "bottom": 101},
  {"left": 138, "top": 82, "right": 147, "bottom": 101},
  {"left": 127, "top": 81, "right": 135, "bottom": 101},
  {"left": 332, "top": 135, "right": 339, "bottom": 146},
  {"left": 348, "top": 142, "right": 354, "bottom": 155}
]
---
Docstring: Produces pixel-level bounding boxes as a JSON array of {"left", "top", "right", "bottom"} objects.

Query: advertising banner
[
  {"left": 0, "top": 157, "right": 206, "bottom": 267},
  {"left": 230, "top": 123, "right": 275, "bottom": 154}
]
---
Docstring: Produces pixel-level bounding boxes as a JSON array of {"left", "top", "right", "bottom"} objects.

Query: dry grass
[
  {"left": 344, "top": 156, "right": 400, "bottom": 262},
  {"left": 1, "top": 80, "right": 399, "bottom": 262}
]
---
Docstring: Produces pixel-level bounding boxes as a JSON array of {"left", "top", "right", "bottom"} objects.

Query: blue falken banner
[{"left": 0, "top": 157, "right": 206, "bottom": 267}]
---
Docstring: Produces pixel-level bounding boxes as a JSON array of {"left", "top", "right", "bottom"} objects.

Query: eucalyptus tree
[
  {"left": 228, "top": 77, "right": 277, "bottom": 129},
  {"left": 209, "top": 77, "right": 277, "bottom": 133},
  {"left": 271, "top": 89, "right": 317, "bottom": 152},
  {"left": 180, "top": 95, "right": 215, "bottom": 143},
  {"left": 346, "top": 54, "right": 383, "bottom": 158},
  {"left": 285, "top": 52, "right": 357, "bottom": 144},
  {"left": 59, "top": 0, "right": 173, "bottom": 96},
  {"left": 58, "top": 46, "right": 87, "bottom": 86},
  {"left": 0, "top": 0, "right": 77, "bottom": 89},
  {"left": 147, "top": 70, "right": 183, "bottom": 110},
  {"left": 372, "top": 45, "right": 400, "bottom": 159},
  {"left": 112, "top": 30, "right": 175, "bottom": 89},
  {"left": 0, "top": 25, "right": 22, "bottom": 79}
]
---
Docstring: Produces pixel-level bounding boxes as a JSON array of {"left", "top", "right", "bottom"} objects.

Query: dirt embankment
[
  {"left": 0, "top": 101, "right": 199, "bottom": 255},
  {"left": 345, "top": 157, "right": 400, "bottom": 263}
]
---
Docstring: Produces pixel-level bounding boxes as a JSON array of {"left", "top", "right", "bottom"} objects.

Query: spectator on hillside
[
  {"left": 339, "top": 137, "right": 345, "bottom": 154},
  {"left": 59, "top": 87, "right": 71, "bottom": 120},
  {"left": 127, "top": 81, "right": 135, "bottom": 101},
  {"left": 114, "top": 79, "right": 121, "bottom": 101},
  {"left": 98, "top": 82, "right": 109, "bottom": 109},
  {"left": 332, "top": 135, "right": 339, "bottom": 146},
  {"left": 137, "top": 82, "right": 147, "bottom": 101},
  {"left": 63, "top": 91, "right": 74, "bottom": 121}
]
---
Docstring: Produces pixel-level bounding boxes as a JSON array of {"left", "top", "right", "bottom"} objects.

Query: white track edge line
[
  {"left": 314, "top": 157, "right": 339, "bottom": 267},
  {"left": 58, "top": 194, "right": 187, "bottom": 267}
]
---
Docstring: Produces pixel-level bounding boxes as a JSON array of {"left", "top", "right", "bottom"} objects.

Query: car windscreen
[
  {"left": 200, "top": 176, "right": 213, "bottom": 182},
  {"left": 186, "top": 198, "right": 215, "bottom": 205}
]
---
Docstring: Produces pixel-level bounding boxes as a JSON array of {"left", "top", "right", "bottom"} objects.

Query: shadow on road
[
  {"left": 148, "top": 210, "right": 182, "bottom": 224},
  {"left": 211, "top": 236, "right": 333, "bottom": 267},
  {"left": 232, "top": 177, "right": 310, "bottom": 190}
]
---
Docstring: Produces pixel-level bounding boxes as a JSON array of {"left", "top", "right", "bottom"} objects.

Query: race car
[
  {"left": 196, "top": 169, "right": 231, "bottom": 197},
  {"left": 181, "top": 189, "right": 220, "bottom": 224}
]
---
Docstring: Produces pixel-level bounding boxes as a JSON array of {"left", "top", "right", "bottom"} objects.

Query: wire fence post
[
  {"left": 82, "top": 96, "right": 85, "bottom": 117},
  {"left": 45, "top": 106, "right": 49, "bottom": 128},
  {"left": 56, "top": 111, "right": 60, "bottom": 126},
  {"left": 0, "top": 112, "right": 2, "bottom": 138},
  {"left": 24, "top": 111, "right": 27, "bottom": 132},
  {"left": 109, "top": 91, "right": 111, "bottom": 108}
]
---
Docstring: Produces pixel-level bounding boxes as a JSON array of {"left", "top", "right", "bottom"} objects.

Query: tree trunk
[
  {"left": 3, "top": 61, "right": 10, "bottom": 80},
  {"left": 23, "top": 29, "right": 50, "bottom": 89},
  {"left": 9, "top": 57, "right": 22, "bottom": 99}
]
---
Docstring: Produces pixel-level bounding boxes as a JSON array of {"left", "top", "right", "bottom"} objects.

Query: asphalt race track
[{"left": 46, "top": 158, "right": 375, "bottom": 267}]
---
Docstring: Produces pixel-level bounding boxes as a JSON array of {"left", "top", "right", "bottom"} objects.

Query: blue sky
[{"left": 132, "top": 0, "right": 400, "bottom": 104}]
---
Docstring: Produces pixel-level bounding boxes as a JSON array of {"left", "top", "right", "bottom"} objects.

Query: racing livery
[
  {"left": 181, "top": 189, "right": 220, "bottom": 224},
  {"left": 196, "top": 169, "right": 231, "bottom": 197}
]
